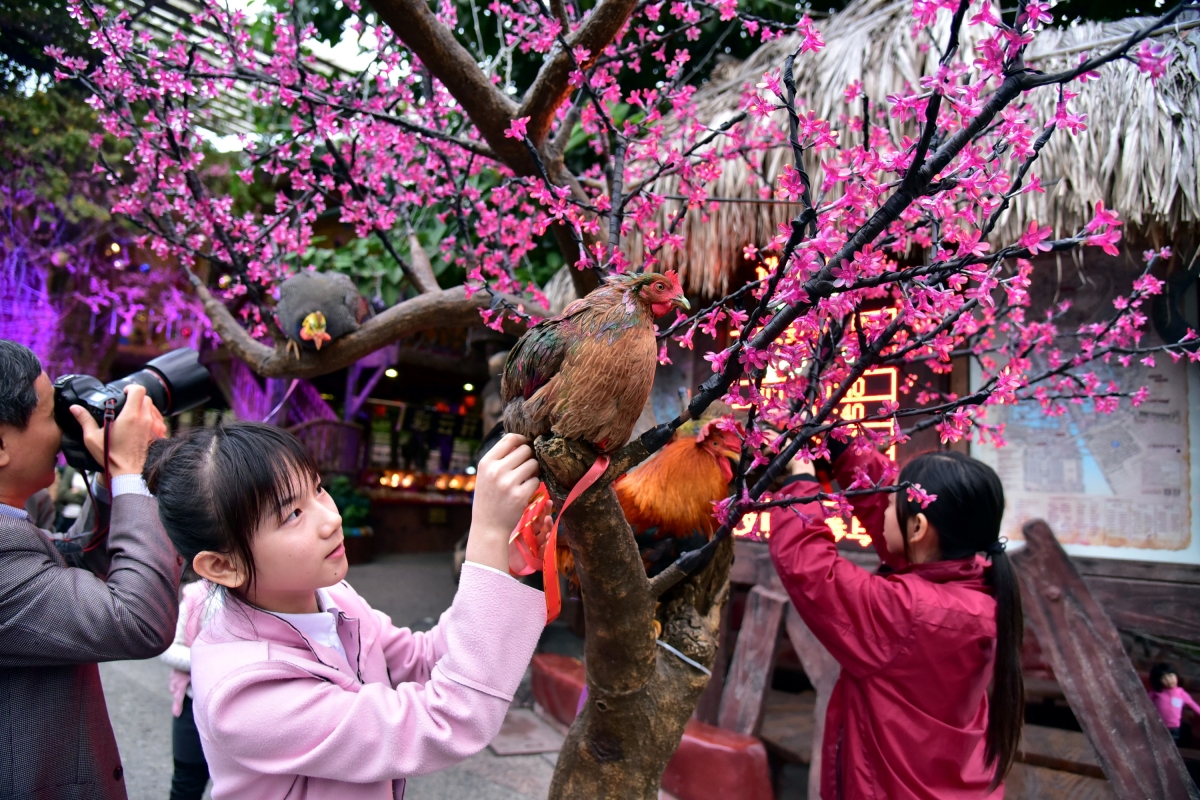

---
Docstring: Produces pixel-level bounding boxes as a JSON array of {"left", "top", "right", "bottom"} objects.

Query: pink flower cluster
[{"left": 49, "top": 0, "right": 1192, "bottom": 532}]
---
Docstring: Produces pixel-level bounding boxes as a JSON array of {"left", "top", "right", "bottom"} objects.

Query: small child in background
[
  {"left": 159, "top": 576, "right": 221, "bottom": 800},
  {"left": 1148, "top": 663, "right": 1200, "bottom": 743}
]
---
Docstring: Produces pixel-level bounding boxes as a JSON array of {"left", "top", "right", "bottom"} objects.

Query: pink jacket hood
[{"left": 189, "top": 562, "right": 545, "bottom": 800}]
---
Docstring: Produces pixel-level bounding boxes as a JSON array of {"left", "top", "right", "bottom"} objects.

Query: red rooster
[
  {"left": 549, "top": 418, "right": 742, "bottom": 590},
  {"left": 617, "top": 419, "right": 742, "bottom": 577}
]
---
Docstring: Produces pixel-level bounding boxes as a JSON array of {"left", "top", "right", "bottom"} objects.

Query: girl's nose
[{"left": 317, "top": 500, "right": 342, "bottom": 535}]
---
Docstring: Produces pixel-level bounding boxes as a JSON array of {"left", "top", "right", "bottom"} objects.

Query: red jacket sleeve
[
  {"left": 831, "top": 446, "right": 906, "bottom": 571},
  {"left": 768, "top": 448, "right": 913, "bottom": 678}
]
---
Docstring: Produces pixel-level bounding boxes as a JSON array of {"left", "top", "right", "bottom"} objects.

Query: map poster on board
[{"left": 974, "top": 356, "right": 1193, "bottom": 554}]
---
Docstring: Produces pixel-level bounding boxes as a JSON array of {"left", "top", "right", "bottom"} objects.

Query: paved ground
[{"left": 101, "top": 551, "right": 805, "bottom": 799}]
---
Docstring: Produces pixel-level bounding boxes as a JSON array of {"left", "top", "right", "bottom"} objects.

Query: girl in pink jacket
[
  {"left": 1148, "top": 663, "right": 1200, "bottom": 743},
  {"left": 142, "top": 422, "right": 549, "bottom": 800}
]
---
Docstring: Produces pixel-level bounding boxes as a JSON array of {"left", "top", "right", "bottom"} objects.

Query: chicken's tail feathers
[{"left": 557, "top": 546, "right": 580, "bottom": 593}]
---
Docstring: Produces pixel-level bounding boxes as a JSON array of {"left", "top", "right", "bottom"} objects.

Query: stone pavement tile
[
  {"left": 347, "top": 551, "right": 459, "bottom": 628},
  {"left": 454, "top": 749, "right": 557, "bottom": 797},
  {"left": 99, "top": 657, "right": 212, "bottom": 800},
  {"left": 407, "top": 748, "right": 559, "bottom": 799},
  {"left": 490, "top": 708, "right": 565, "bottom": 756}
]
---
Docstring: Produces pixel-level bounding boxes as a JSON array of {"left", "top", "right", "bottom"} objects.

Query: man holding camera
[{"left": 0, "top": 340, "right": 181, "bottom": 800}]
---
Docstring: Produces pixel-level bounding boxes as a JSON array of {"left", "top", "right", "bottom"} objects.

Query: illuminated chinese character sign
[
  {"left": 728, "top": 303, "right": 899, "bottom": 546},
  {"left": 840, "top": 367, "right": 898, "bottom": 462}
]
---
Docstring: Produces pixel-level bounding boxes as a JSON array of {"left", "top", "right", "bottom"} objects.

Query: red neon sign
[{"left": 728, "top": 305, "right": 899, "bottom": 544}]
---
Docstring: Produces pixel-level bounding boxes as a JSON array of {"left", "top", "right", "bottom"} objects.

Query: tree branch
[
  {"left": 189, "top": 274, "right": 523, "bottom": 377},
  {"left": 366, "top": 0, "right": 527, "bottom": 168},
  {"left": 406, "top": 233, "right": 442, "bottom": 294},
  {"left": 517, "top": 0, "right": 640, "bottom": 145}
]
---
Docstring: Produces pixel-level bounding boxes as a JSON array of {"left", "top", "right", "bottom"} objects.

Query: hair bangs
[
  {"left": 201, "top": 424, "right": 320, "bottom": 591},
  {"left": 214, "top": 425, "right": 320, "bottom": 535}
]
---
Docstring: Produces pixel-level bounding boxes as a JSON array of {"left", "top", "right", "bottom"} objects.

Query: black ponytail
[
  {"left": 975, "top": 539, "right": 1023, "bottom": 788},
  {"left": 897, "top": 451, "right": 1023, "bottom": 787}
]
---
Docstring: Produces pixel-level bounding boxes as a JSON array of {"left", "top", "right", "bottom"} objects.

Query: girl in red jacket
[{"left": 769, "top": 445, "right": 1023, "bottom": 799}]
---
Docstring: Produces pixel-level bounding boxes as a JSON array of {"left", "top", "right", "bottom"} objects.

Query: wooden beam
[
  {"left": 1073, "top": 556, "right": 1200, "bottom": 642},
  {"left": 1017, "top": 724, "right": 1106, "bottom": 780},
  {"left": 785, "top": 605, "right": 840, "bottom": 800},
  {"left": 1006, "top": 763, "right": 1116, "bottom": 799},
  {"left": 1073, "top": 557, "right": 1200, "bottom": 586},
  {"left": 717, "top": 585, "right": 787, "bottom": 736},
  {"left": 1012, "top": 519, "right": 1199, "bottom": 800},
  {"left": 1082, "top": 576, "right": 1200, "bottom": 643}
]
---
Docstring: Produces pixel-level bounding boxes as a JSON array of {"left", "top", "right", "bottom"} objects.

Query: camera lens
[
  {"left": 53, "top": 348, "right": 212, "bottom": 473},
  {"left": 142, "top": 348, "right": 211, "bottom": 414}
]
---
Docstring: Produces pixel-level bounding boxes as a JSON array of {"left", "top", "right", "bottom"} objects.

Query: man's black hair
[{"left": 0, "top": 340, "right": 43, "bottom": 430}]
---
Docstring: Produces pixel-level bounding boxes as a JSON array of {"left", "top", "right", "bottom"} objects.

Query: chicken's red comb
[{"left": 663, "top": 269, "right": 682, "bottom": 289}]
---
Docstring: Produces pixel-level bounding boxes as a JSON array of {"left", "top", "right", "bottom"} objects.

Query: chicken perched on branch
[
  {"left": 502, "top": 270, "right": 689, "bottom": 453},
  {"left": 274, "top": 270, "right": 372, "bottom": 359},
  {"left": 502, "top": 271, "right": 689, "bottom": 622},
  {"left": 619, "top": 419, "right": 742, "bottom": 577}
]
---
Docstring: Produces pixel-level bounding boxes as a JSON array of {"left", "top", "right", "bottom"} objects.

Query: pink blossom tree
[
  {"left": 0, "top": 88, "right": 207, "bottom": 376},
  {"left": 54, "top": 0, "right": 1197, "bottom": 793}
]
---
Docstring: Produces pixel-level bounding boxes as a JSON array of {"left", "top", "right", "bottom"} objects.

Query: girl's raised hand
[{"left": 466, "top": 434, "right": 541, "bottom": 573}]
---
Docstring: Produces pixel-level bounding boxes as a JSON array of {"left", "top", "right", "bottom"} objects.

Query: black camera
[{"left": 54, "top": 348, "right": 212, "bottom": 472}]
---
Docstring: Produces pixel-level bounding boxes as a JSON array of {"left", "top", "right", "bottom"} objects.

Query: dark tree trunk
[{"left": 535, "top": 436, "right": 734, "bottom": 799}]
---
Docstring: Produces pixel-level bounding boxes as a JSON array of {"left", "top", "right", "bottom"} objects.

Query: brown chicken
[
  {"left": 502, "top": 270, "right": 688, "bottom": 623},
  {"left": 502, "top": 271, "right": 689, "bottom": 453}
]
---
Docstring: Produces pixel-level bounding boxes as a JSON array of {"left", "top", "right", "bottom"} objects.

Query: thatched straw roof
[{"left": 625, "top": 0, "right": 1200, "bottom": 298}]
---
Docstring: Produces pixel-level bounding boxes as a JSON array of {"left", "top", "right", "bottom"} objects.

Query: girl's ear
[
  {"left": 906, "top": 511, "right": 926, "bottom": 540},
  {"left": 907, "top": 512, "right": 942, "bottom": 562},
  {"left": 192, "top": 550, "right": 246, "bottom": 589}
]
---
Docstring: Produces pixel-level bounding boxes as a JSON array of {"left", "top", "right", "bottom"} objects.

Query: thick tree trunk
[{"left": 536, "top": 437, "right": 734, "bottom": 799}]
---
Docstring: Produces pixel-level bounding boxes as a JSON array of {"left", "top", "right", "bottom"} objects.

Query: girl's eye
[{"left": 286, "top": 508, "right": 302, "bottom": 522}]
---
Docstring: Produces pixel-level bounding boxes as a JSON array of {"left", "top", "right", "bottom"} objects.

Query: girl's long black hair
[{"left": 897, "top": 450, "right": 1023, "bottom": 788}]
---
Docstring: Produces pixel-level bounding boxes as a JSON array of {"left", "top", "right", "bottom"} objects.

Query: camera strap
[{"left": 81, "top": 398, "right": 119, "bottom": 554}]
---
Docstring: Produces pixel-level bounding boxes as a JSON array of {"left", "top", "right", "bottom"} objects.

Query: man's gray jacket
[{"left": 0, "top": 493, "right": 181, "bottom": 799}]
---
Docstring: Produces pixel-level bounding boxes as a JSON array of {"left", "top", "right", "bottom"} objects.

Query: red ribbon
[{"left": 509, "top": 454, "right": 610, "bottom": 625}]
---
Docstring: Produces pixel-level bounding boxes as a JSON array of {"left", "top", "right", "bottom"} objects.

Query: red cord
[{"left": 82, "top": 399, "right": 118, "bottom": 554}]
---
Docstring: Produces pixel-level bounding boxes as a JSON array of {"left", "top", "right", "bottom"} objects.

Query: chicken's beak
[{"left": 673, "top": 294, "right": 691, "bottom": 311}]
